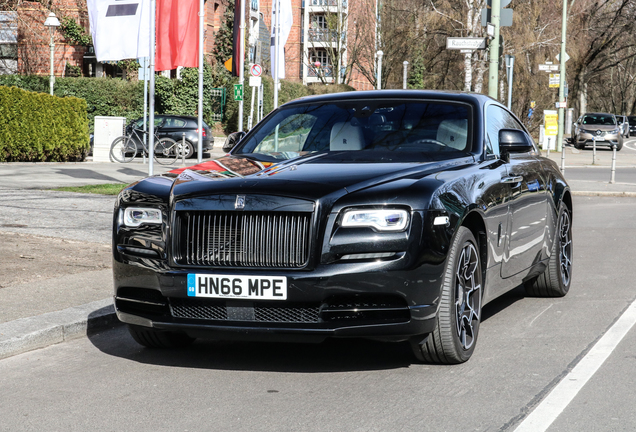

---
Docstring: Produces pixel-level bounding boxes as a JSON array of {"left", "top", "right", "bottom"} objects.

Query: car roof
[
  {"left": 280, "top": 89, "right": 495, "bottom": 108},
  {"left": 137, "top": 115, "right": 210, "bottom": 127}
]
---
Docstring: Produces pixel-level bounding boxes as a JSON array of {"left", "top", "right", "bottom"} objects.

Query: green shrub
[{"left": 0, "top": 86, "right": 89, "bottom": 162}]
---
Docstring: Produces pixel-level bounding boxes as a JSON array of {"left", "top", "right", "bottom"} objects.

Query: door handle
[{"left": 501, "top": 175, "right": 523, "bottom": 184}]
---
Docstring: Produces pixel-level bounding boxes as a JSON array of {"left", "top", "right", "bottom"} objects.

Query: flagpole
[
  {"left": 149, "top": 0, "right": 156, "bottom": 176},
  {"left": 273, "top": 0, "right": 280, "bottom": 109},
  {"left": 238, "top": 0, "right": 245, "bottom": 131},
  {"left": 197, "top": 0, "right": 204, "bottom": 162}
]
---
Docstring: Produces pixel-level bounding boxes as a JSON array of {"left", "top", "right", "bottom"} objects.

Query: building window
[
  {"left": 308, "top": 50, "right": 333, "bottom": 77},
  {"left": 0, "top": 11, "right": 17, "bottom": 75}
]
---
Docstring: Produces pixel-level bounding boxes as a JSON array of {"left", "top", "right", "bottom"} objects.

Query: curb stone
[{"left": 0, "top": 298, "right": 119, "bottom": 360}]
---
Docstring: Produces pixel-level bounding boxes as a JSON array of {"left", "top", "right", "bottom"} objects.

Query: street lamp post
[
  {"left": 376, "top": 50, "right": 383, "bottom": 90},
  {"left": 43, "top": 12, "right": 60, "bottom": 96}
]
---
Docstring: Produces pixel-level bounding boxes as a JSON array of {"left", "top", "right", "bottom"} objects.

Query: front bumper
[
  {"left": 575, "top": 131, "right": 621, "bottom": 147},
  {"left": 113, "top": 259, "right": 443, "bottom": 343}
]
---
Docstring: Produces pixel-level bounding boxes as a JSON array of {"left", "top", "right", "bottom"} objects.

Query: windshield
[
  {"left": 629, "top": 116, "right": 636, "bottom": 124},
  {"left": 235, "top": 100, "right": 471, "bottom": 161},
  {"left": 582, "top": 114, "right": 616, "bottom": 126}
]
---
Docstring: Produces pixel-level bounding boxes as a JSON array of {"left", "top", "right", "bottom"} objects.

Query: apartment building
[{"left": 6, "top": 0, "right": 373, "bottom": 89}]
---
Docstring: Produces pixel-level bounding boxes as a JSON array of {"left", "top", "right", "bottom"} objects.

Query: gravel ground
[
  {"left": 0, "top": 189, "right": 114, "bottom": 290},
  {"left": 0, "top": 189, "right": 114, "bottom": 243}
]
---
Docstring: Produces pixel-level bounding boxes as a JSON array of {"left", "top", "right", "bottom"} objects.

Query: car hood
[
  {"left": 579, "top": 124, "right": 619, "bottom": 131},
  {"left": 165, "top": 152, "right": 475, "bottom": 201}
]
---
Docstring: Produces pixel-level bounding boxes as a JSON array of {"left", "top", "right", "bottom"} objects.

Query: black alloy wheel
[
  {"left": 411, "top": 226, "right": 483, "bottom": 364},
  {"left": 525, "top": 203, "right": 572, "bottom": 297}
]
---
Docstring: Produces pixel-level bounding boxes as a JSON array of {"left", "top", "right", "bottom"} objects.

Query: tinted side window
[
  {"left": 486, "top": 105, "right": 506, "bottom": 156},
  {"left": 487, "top": 105, "right": 529, "bottom": 156},
  {"left": 165, "top": 118, "right": 187, "bottom": 128}
]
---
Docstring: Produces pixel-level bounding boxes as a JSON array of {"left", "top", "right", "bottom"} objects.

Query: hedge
[{"left": 0, "top": 86, "right": 89, "bottom": 162}]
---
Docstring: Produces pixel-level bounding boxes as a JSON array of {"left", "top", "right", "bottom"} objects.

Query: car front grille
[
  {"left": 173, "top": 211, "right": 312, "bottom": 268},
  {"left": 170, "top": 298, "right": 321, "bottom": 323}
]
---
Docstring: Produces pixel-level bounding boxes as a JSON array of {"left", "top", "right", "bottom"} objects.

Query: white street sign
[
  {"left": 249, "top": 76, "right": 262, "bottom": 87},
  {"left": 446, "top": 37, "right": 487, "bottom": 50},
  {"left": 539, "top": 64, "right": 559, "bottom": 72},
  {"left": 556, "top": 52, "right": 570, "bottom": 63}
]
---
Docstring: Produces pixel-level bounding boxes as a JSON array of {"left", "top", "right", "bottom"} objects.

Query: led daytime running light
[
  {"left": 123, "top": 207, "right": 162, "bottom": 227},
  {"left": 341, "top": 209, "right": 409, "bottom": 232}
]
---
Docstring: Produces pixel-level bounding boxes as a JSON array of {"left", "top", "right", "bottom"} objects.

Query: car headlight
[
  {"left": 341, "top": 208, "right": 409, "bottom": 232},
  {"left": 122, "top": 207, "right": 162, "bottom": 227}
]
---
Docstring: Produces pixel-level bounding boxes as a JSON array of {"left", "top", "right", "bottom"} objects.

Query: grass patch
[{"left": 53, "top": 183, "right": 127, "bottom": 195}]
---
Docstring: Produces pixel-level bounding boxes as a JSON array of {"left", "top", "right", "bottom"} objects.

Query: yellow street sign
[
  {"left": 544, "top": 110, "right": 558, "bottom": 136},
  {"left": 224, "top": 57, "right": 233, "bottom": 73},
  {"left": 549, "top": 73, "right": 560, "bottom": 88}
]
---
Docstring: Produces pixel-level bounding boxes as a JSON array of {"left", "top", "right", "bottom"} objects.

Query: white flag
[
  {"left": 270, "top": 0, "right": 292, "bottom": 79},
  {"left": 87, "top": 0, "right": 150, "bottom": 62}
]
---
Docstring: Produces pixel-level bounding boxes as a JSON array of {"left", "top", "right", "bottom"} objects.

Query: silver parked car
[
  {"left": 572, "top": 113, "right": 623, "bottom": 150},
  {"left": 617, "top": 115, "right": 630, "bottom": 138}
]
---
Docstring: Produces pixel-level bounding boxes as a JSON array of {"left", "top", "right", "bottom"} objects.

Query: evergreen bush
[{"left": 0, "top": 86, "right": 89, "bottom": 162}]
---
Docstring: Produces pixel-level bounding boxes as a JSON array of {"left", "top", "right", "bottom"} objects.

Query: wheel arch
[
  {"left": 561, "top": 189, "right": 573, "bottom": 218},
  {"left": 460, "top": 210, "right": 488, "bottom": 288}
]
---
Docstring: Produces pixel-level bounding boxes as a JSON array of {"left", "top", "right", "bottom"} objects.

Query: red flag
[
  {"left": 155, "top": 0, "right": 199, "bottom": 71},
  {"left": 231, "top": 0, "right": 242, "bottom": 77}
]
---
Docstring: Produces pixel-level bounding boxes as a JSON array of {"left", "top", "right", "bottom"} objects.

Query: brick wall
[
  {"left": 17, "top": 1, "right": 88, "bottom": 76},
  {"left": 260, "top": 0, "right": 302, "bottom": 81}
]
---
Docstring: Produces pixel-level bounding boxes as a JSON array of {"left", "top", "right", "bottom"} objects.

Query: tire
[
  {"left": 411, "top": 227, "right": 483, "bottom": 364},
  {"left": 617, "top": 142, "right": 623, "bottom": 151},
  {"left": 525, "top": 203, "right": 572, "bottom": 297},
  {"left": 110, "top": 137, "right": 137, "bottom": 163},
  {"left": 176, "top": 140, "right": 194, "bottom": 159},
  {"left": 153, "top": 138, "right": 179, "bottom": 165},
  {"left": 127, "top": 325, "right": 195, "bottom": 349}
]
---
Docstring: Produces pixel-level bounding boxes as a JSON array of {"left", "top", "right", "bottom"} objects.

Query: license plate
[{"left": 187, "top": 274, "right": 287, "bottom": 300}]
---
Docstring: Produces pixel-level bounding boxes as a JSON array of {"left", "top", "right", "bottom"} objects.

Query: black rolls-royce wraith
[{"left": 113, "top": 90, "right": 573, "bottom": 364}]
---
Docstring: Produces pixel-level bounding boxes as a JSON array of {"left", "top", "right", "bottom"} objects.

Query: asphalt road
[{"left": 1, "top": 195, "right": 635, "bottom": 432}]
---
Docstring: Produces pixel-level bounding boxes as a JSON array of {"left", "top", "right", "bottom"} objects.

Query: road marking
[{"left": 514, "top": 298, "right": 636, "bottom": 432}]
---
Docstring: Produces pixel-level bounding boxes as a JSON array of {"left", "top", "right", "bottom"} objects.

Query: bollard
[
  {"left": 610, "top": 144, "right": 617, "bottom": 184},
  {"left": 592, "top": 136, "right": 597, "bottom": 165},
  {"left": 181, "top": 132, "right": 186, "bottom": 165},
  {"left": 546, "top": 136, "right": 551, "bottom": 157},
  {"left": 560, "top": 137, "right": 566, "bottom": 174}
]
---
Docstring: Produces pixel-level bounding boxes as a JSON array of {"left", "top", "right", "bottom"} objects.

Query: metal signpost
[
  {"left": 248, "top": 64, "right": 263, "bottom": 130},
  {"left": 505, "top": 54, "right": 515, "bottom": 109}
]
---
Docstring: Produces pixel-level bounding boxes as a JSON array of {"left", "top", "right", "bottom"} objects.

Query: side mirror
[
  {"left": 499, "top": 129, "right": 534, "bottom": 156},
  {"left": 223, "top": 131, "right": 246, "bottom": 153}
]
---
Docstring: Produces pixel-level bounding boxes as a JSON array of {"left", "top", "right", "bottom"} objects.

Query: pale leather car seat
[
  {"left": 436, "top": 119, "right": 468, "bottom": 150},
  {"left": 330, "top": 122, "right": 365, "bottom": 150}
]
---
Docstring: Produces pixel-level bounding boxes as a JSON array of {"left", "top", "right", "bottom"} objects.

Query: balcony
[
  {"left": 303, "top": 0, "right": 348, "bottom": 9},
  {"left": 308, "top": 29, "right": 346, "bottom": 44},
  {"left": 307, "top": 65, "right": 333, "bottom": 78}
]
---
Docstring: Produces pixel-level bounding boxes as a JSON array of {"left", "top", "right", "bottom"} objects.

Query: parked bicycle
[{"left": 110, "top": 124, "right": 179, "bottom": 165}]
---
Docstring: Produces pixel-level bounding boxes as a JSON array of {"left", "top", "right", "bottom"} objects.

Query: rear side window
[{"left": 164, "top": 118, "right": 188, "bottom": 128}]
